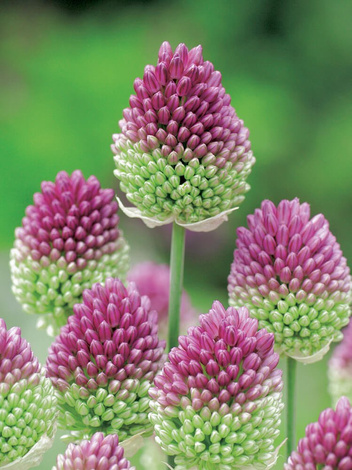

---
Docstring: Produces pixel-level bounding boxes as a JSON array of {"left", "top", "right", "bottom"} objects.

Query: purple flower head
[
  {"left": 329, "top": 321, "right": 352, "bottom": 405},
  {"left": 46, "top": 278, "right": 166, "bottom": 442},
  {"left": 0, "top": 319, "right": 57, "bottom": 467},
  {"left": 10, "top": 170, "right": 130, "bottom": 336},
  {"left": 228, "top": 199, "right": 351, "bottom": 363},
  {"left": 127, "top": 262, "right": 198, "bottom": 339},
  {"left": 149, "top": 301, "right": 283, "bottom": 469},
  {"left": 54, "top": 432, "right": 135, "bottom": 470},
  {"left": 285, "top": 396, "right": 352, "bottom": 470},
  {"left": 112, "top": 42, "right": 255, "bottom": 231}
]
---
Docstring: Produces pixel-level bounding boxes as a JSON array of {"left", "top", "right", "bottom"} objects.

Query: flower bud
[
  {"left": 112, "top": 42, "right": 255, "bottom": 231},
  {"left": 228, "top": 198, "right": 351, "bottom": 363},
  {"left": 0, "top": 319, "right": 57, "bottom": 468},
  {"left": 46, "top": 278, "right": 165, "bottom": 442},
  {"left": 149, "top": 302, "right": 283, "bottom": 469},
  {"left": 54, "top": 432, "right": 135, "bottom": 469},
  {"left": 10, "top": 170, "right": 130, "bottom": 335},
  {"left": 285, "top": 396, "right": 352, "bottom": 469}
]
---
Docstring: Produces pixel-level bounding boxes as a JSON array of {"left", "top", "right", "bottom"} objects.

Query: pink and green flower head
[
  {"left": 54, "top": 432, "right": 135, "bottom": 470},
  {"left": 127, "top": 261, "right": 198, "bottom": 339},
  {"left": 0, "top": 319, "right": 57, "bottom": 469},
  {"left": 329, "top": 321, "right": 352, "bottom": 405},
  {"left": 285, "top": 396, "right": 352, "bottom": 470},
  {"left": 228, "top": 199, "right": 351, "bottom": 363},
  {"left": 112, "top": 41, "right": 255, "bottom": 232},
  {"left": 149, "top": 301, "right": 283, "bottom": 470},
  {"left": 46, "top": 278, "right": 166, "bottom": 442},
  {"left": 10, "top": 170, "right": 130, "bottom": 336}
]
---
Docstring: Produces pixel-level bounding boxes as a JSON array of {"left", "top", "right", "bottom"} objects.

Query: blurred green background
[{"left": 1, "top": 0, "right": 352, "bottom": 468}]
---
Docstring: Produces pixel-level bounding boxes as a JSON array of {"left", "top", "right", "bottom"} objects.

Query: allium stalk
[
  {"left": 112, "top": 41, "right": 255, "bottom": 232},
  {"left": 46, "top": 278, "right": 165, "bottom": 442},
  {"left": 285, "top": 396, "right": 352, "bottom": 469},
  {"left": 0, "top": 319, "right": 57, "bottom": 469},
  {"left": 149, "top": 301, "right": 283, "bottom": 470},
  {"left": 54, "top": 432, "right": 135, "bottom": 470},
  {"left": 127, "top": 261, "right": 198, "bottom": 339},
  {"left": 228, "top": 198, "right": 351, "bottom": 363},
  {"left": 10, "top": 170, "right": 130, "bottom": 336},
  {"left": 329, "top": 320, "right": 352, "bottom": 406}
]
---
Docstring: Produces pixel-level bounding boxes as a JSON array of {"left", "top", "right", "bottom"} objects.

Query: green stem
[
  {"left": 167, "top": 223, "right": 186, "bottom": 468},
  {"left": 167, "top": 222, "right": 186, "bottom": 351},
  {"left": 286, "top": 356, "right": 297, "bottom": 459}
]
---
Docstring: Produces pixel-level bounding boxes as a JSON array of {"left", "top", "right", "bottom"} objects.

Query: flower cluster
[
  {"left": 127, "top": 261, "right": 198, "bottom": 338},
  {"left": 149, "top": 301, "right": 283, "bottom": 469},
  {"left": 228, "top": 199, "right": 351, "bottom": 362},
  {"left": 285, "top": 396, "right": 352, "bottom": 469},
  {"left": 112, "top": 41, "right": 255, "bottom": 229},
  {"left": 54, "top": 432, "right": 135, "bottom": 470},
  {"left": 46, "top": 278, "right": 165, "bottom": 442},
  {"left": 0, "top": 319, "right": 57, "bottom": 468},
  {"left": 10, "top": 170, "right": 129, "bottom": 335},
  {"left": 329, "top": 320, "right": 352, "bottom": 405}
]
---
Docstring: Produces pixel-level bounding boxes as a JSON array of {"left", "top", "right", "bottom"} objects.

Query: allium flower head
[
  {"left": 127, "top": 262, "right": 198, "bottom": 338},
  {"left": 329, "top": 321, "right": 352, "bottom": 405},
  {"left": 149, "top": 301, "right": 283, "bottom": 470},
  {"left": 228, "top": 199, "right": 351, "bottom": 363},
  {"left": 112, "top": 41, "right": 255, "bottom": 231},
  {"left": 54, "top": 432, "right": 135, "bottom": 470},
  {"left": 46, "top": 278, "right": 165, "bottom": 442},
  {"left": 0, "top": 319, "right": 57, "bottom": 469},
  {"left": 285, "top": 396, "right": 352, "bottom": 470},
  {"left": 10, "top": 170, "right": 130, "bottom": 335}
]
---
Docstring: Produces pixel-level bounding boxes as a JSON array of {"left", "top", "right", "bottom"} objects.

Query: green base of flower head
[
  {"left": 10, "top": 235, "right": 130, "bottom": 336},
  {"left": 149, "top": 392, "right": 283, "bottom": 470},
  {"left": 0, "top": 371, "right": 57, "bottom": 465},
  {"left": 114, "top": 139, "right": 255, "bottom": 225},
  {"left": 57, "top": 379, "right": 153, "bottom": 442},
  {"left": 229, "top": 292, "right": 350, "bottom": 359}
]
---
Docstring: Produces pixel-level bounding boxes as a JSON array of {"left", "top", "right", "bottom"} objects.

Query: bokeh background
[{"left": 1, "top": 0, "right": 352, "bottom": 468}]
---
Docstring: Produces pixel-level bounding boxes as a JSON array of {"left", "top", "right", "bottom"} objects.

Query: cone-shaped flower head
[
  {"left": 127, "top": 262, "right": 198, "bottom": 339},
  {"left": 285, "top": 396, "right": 352, "bottom": 469},
  {"left": 112, "top": 41, "right": 255, "bottom": 231},
  {"left": 149, "top": 301, "right": 283, "bottom": 470},
  {"left": 329, "top": 321, "right": 352, "bottom": 405},
  {"left": 54, "top": 432, "right": 135, "bottom": 470},
  {"left": 0, "top": 319, "right": 57, "bottom": 468},
  {"left": 46, "top": 278, "right": 166, "bottom": 442},
  {"left": 10, "top": 170, "right": 130, "bottom": 336},
  {"left": 228, "top": 199, "right": 351, "bottom": 363}
]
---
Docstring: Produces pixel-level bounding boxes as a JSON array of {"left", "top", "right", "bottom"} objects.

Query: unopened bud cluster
[
  {"left": 54, "top": 432, "right": 135, "bottom": 469},
  {"left": 10, "top": 170, "right": 129, "bottom": 335},
  {"left": 46, "top": 278, "right": 165, "bottom": 442},
  {"left": 285, "top": 396, "right": 352, "bottom": 469},
  {"left": 149, "top": 302, "right": 283, "bottom": 469},
  {"left": 0, "top": 319, "right": 57, "bottom": 466},
  {"left": 228, "top": 199, "right": 351, "bottom": 361},
  {"left": 112, "top": 41, "right": 254, "bottom": 226}
]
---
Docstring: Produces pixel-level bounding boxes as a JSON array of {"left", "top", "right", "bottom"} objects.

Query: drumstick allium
[
  {"left": 54, "top": 432, "right": 135, "bottom": 470},
  {"left": 285, "top": 396, "right": 352, "bottom": 469},
  {"left": 46, "top": 278, "right": 165, "bottom": 442},
  {"left": 149, "top": 301, "right": 283, "bottom": 469},
  {"left": 228, "top": 199, "right": 351, "bottom": 363},
  {"left": 112, "top": 42, "right": 255, "bottom": 231},
  {"left": 10, "top": 170, "right": 130, "bottom": 335},
  {"left": 0, "top": 319, "right": 57, "bottom": 469}
]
